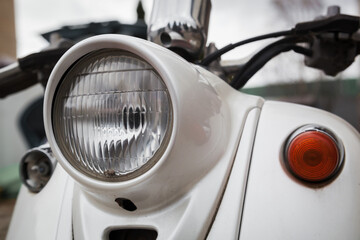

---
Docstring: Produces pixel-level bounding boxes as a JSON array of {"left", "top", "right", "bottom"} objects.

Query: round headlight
[{"left": 52, "top": 49, "right": 172, "bottom": 181}]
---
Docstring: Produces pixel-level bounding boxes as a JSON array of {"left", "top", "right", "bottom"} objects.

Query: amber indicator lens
[{"left": 286, "top": 131, "right": 340, "bottom": 182}]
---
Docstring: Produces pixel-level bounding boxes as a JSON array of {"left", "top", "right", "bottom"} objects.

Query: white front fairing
[
  {"left": 7, "top": 85, "right": 360, "bottom": 240},
  {"left": 7, "top": 71, "right": 263, "bottom": 240},
  {"left": 6, "top": 165, "right": 74, "bottom": 240},
  {"left": 7, "top": 34, "right": 264, "bottom": 239},
  {"left": 7, "top": 35, "right": 360, "bottom": 240}
]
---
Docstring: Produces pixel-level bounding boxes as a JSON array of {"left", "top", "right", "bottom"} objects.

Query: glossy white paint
[
  {"left": 40, "top": 35, "right": 264, "bottom": 239},
  {"left": 6, "top": 165, "right": 74, "bottom": 240},
  {"left": 207, "top": 108, "right": 261, "bottom": 240},
  {"left": 44, "top": 35, "right": 231, "bottom": 208},
  {"left": 70, "top": 71, "right": 263, "bottom": 240},
  {"left": 7, "top": 34, "right": 360, "bottom": 239},
  {"left": 240, "top": 101, "right": 360, "bottom": 240}
]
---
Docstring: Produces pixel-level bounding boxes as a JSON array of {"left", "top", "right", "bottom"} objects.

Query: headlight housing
[
  {"left": 52, "top": 49, "right": 172, "bottom": 181},
  {"left": 44, "top": 35, "right": 229, "bottom": 211}
]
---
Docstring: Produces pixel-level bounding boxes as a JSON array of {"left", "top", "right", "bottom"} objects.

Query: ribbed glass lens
[{"left": 52, "top": 49, "right": 172, "bottom": 181}]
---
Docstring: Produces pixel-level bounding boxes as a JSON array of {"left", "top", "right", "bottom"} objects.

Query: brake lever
[
  {"left": 295, "top": 6, "right": 360, "bottom": 76},
  {"left": 294, "top": 9, "right": 359, "bottom": 35},
  {"left": 0, "top": 37, "right": 73, "bottom": 98}
]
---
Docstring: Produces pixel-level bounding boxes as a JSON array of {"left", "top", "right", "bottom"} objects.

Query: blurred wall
[
  {"left": 0, "top": 0, "right": 16, "bottom": 59},
  {"left": 0, "top": 0, "right": 44, "bottom": 169},
  {"left": 0, "top": 85, "right": 43, "bottom": 168}
]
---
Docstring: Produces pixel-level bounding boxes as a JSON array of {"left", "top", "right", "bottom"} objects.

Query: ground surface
[{"left": 0, "top": 199, "right": 16, "bottom": 239}]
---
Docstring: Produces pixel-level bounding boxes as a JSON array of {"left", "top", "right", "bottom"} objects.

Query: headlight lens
[{"left": 52, "top": 49, "right": 172, "bottom": 181}]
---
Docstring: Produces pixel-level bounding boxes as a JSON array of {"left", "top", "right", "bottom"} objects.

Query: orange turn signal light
[{"left": 284, "top": 125, "right": 344, "bottom": 183}]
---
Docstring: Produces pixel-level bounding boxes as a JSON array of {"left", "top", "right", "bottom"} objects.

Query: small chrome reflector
[
  {"left": 20, "top": 144, "right": 56, "bottom": 193},
  {"left": 284, "top": 125, "right": 344, "bottom": 183}
]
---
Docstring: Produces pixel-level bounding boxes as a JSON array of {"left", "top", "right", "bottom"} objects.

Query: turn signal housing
[{"left": 284, "top": 125, "right": 344, "bottom": 183}]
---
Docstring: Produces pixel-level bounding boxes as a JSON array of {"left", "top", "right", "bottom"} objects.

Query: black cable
[
  {"left": 231, "top": 37, "right": 297, "bottom": 89},
  {"left": 230, "top": 37, "right": 311, "bottom": 89},
  {"left": 200, "top": 30, "right": 294, "bottom": 66}
]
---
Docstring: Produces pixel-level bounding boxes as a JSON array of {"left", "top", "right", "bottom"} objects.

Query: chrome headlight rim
[{"left": 44, "top": 35, "right": 178, "bottom": 188}]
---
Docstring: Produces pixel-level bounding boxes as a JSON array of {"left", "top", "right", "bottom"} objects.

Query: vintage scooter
[{"left": 3, "top": 0, "right": 360, "bottom": 239}]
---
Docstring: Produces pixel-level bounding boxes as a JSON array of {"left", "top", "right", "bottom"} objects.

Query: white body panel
[
  {"left": 240, "top": 101, "right": 360, "bottom": 240},
  {"left": 8, "top": 84, "right": 263, "bottom": 240},
  {"left": 9, "top": 35, "right": 264, "bottom": 239},
  {"left": 6, "top": 165, "right": 74, "bottom": 240},
  {"left": 7, "top": 91, "right": 360, "bottom": 240},
  {"left": 207, "top": 108, "right": 261, "bottom": 240}
]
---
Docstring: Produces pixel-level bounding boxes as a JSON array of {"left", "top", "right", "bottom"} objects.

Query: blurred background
[{"left": 0, "top": 0, "right": 359, "bottom": 237}]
